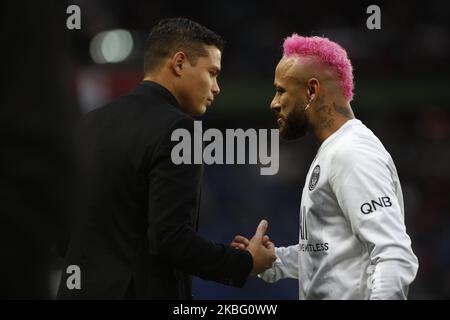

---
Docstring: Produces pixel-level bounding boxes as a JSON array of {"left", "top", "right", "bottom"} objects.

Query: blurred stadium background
[{"left": 2, "top": 0, "right": 449, "bottom": 299}]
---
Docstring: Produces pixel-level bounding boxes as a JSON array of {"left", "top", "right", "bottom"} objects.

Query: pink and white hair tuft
[{"left": 283, "top": 34, "right": 354, "bottom": 102}]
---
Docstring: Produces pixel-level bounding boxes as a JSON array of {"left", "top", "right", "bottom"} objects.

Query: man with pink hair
[{"left": 232, "top": 34, "right": 418, "bottom": 299}]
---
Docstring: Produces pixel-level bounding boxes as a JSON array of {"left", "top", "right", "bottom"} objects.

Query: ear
[
  {"left": 170, "top": 51, "right": 187, "bottom": 76},
  {"left": 306, "top": 78, "right": 320, "bottom": 100}
]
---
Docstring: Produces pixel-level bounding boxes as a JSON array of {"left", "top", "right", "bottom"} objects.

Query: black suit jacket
[{"left": 57, "top": 81, "right": 253, "bottom": 299}]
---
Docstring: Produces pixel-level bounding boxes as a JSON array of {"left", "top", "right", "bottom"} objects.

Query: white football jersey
[{"left": 260, "top": 119, "right": 418, "bottom": 299}]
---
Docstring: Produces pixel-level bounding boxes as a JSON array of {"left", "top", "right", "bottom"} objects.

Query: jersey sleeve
[
  {"left": 329, "top": 142, "right": 418, "bottom": 299},
  {"left": 258, "top": 245, "right": 299, "bottom": 283}
]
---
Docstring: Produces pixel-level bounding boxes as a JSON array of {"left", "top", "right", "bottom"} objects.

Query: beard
[{"left": 278, "top": 106, "right": 308, "bottom": 141}]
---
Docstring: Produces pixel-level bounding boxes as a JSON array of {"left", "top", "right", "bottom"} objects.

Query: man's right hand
[{"left": 243, "top": 220, "right": 276, "bottom": 275}]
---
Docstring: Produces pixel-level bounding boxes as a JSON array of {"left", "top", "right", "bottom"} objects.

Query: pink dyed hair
[{"left": 283, "top": 33, "right": 354, "bottom": 101}]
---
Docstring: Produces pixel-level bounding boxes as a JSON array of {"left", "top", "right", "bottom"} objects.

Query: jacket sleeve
[
  {"left": 258, "top": 245, "right": 299, "bottom": 282},
  {"left": 329, "top": 143, "right": 418, "bottom": 299},
  {"left": 146, "top": 116, "right": 252, "bottom": 287}
]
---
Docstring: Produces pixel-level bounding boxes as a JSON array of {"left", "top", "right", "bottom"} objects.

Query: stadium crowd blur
[{"left": 2, "top": 0, "right": 449, "bottom": 299}]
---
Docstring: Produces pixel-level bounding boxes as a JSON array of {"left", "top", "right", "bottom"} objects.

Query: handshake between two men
[{"left": 230, "top": 219, "right": 277, "bottom": 275}]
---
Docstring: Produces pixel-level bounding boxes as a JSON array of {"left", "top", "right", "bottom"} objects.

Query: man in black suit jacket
[{"left": 57, "top": 18, "right": 276, "bottom": 299}]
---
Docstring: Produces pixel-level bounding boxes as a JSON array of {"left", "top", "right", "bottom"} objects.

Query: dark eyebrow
[{"left": 210, "top": 67, "right": 221, "bottom": 76}]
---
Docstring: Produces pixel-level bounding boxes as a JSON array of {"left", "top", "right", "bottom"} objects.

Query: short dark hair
[{"left": 144, "top": 17, "right": 225, "bottom": 74}]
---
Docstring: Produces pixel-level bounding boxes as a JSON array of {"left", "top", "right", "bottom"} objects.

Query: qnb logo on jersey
[{"left": 360, "top": 196, "right": 392, "bottom": 214}]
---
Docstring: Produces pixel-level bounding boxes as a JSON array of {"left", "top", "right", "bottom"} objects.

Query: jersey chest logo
[{"left": 308, "top": 165, "right": 320, "bottom": 191}]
